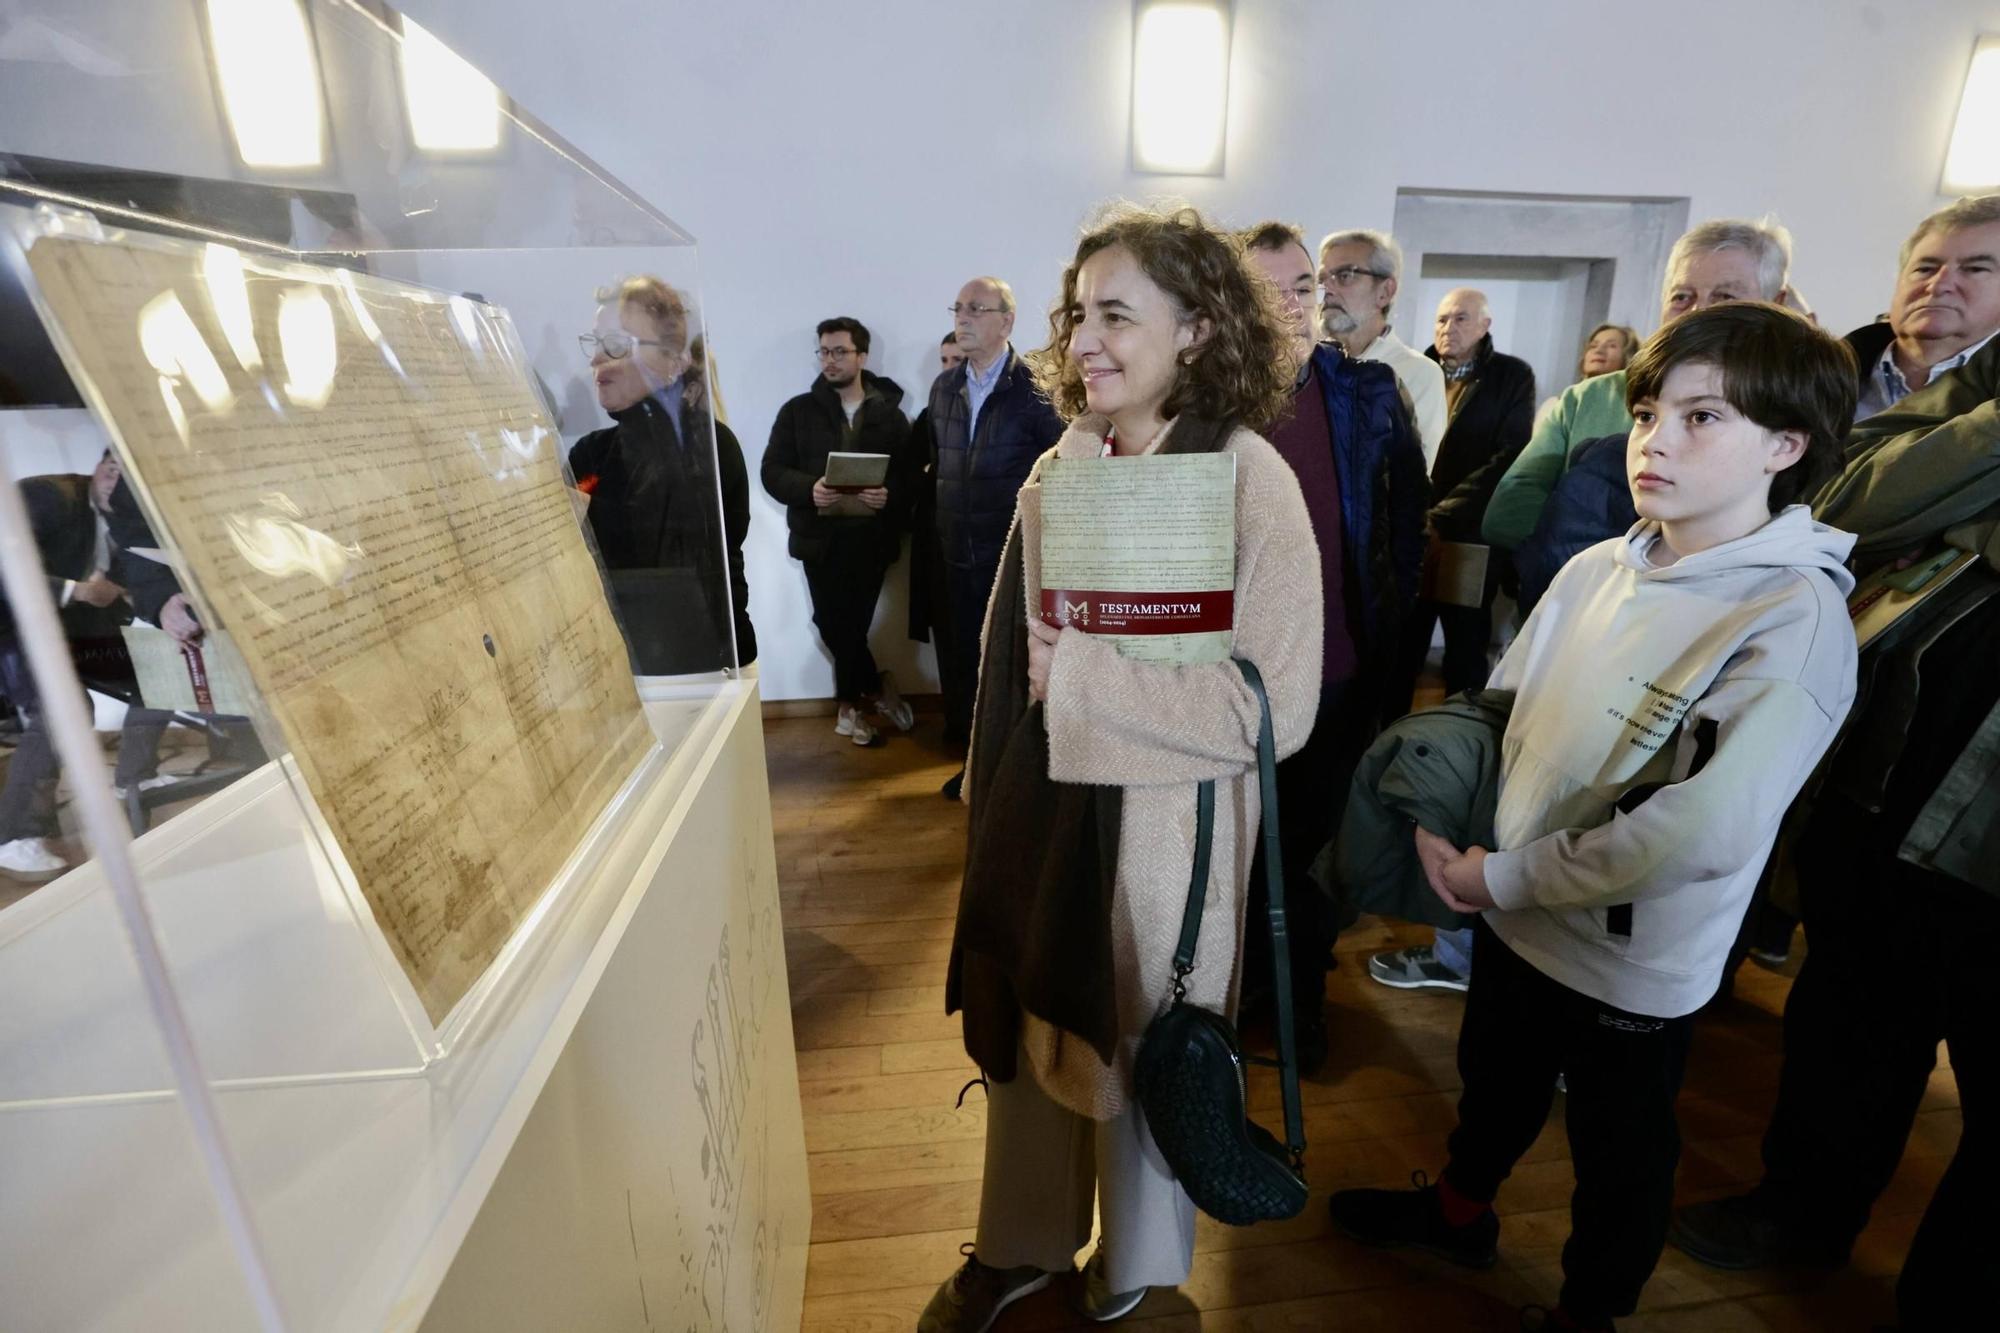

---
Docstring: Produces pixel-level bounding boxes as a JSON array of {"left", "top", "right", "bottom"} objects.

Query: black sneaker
[
  {"left": 941, "top": 770, "right": 964, "bottom": 801},
  {"left": 1669, "top": 1190, "right": 1851, "bottom": 1271},
  {"left": 918, "top": 1243, "right": 1056, "bottom": 1333},
  {"left": 1327, "top": 1169, "right": 1498, "bottom": 1269}
]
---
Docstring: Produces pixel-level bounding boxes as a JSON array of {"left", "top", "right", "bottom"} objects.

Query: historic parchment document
[
  {"left": 1039, "top": 453, "right": 1236, "bottom": 665},
  {"left": 27, "top": 231, "right": 652, "bottom": 1024}
]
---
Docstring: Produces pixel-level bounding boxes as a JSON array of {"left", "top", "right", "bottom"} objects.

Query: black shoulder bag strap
[{"left": 1165, "top": 658, "right": 1306, "bottom": 1168}]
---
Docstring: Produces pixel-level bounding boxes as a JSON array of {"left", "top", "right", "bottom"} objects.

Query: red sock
[{"left": 1435, "top": 1175, "right": 1492, "bottom": 1228}]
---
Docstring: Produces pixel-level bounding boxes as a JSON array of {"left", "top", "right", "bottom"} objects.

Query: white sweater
[{"left": 1479, "top": 507, "right": 1858, "bottom": 1017}]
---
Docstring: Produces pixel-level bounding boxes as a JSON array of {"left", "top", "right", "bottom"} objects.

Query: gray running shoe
[
  {"left": 1075, "top": 1247, "right": 1147, "bottom": 1322},
  {"left": 1367, "top": 944, "right": 1469, "bottom": 992},
  {"left": 918, "top": 1244, "right": 1055, "bottom": 1333}
]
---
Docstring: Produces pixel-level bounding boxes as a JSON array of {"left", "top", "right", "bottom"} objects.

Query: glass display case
[{"left": 0, "top": 5, "right": 802, "bottom": 1330}]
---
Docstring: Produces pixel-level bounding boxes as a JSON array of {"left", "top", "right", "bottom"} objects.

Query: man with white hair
[
  {"left": 1319, "top": 229, "right": 1449, "bottom": 464},
  {"left": 1482, "top": 217, "right": 1794, "bottom": 552}
]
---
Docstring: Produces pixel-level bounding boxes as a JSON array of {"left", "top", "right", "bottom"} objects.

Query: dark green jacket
[
  {"left": 1312, "top": 689, "right": 1514, "bottom": 929},
  {"left": 1815, "top": 335, "right": 2000, "bottom": 895}
]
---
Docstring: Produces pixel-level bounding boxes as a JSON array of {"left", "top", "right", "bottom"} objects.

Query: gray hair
[
  {"left": 1664, "top": 217, "right": 1792, "bottom": 304},
  {"left": 1899, "top": 194, "right": 2000, "bottom": 270},
  {"left": 1318, "top": 228, "right": 1404, "bottom": 315}
]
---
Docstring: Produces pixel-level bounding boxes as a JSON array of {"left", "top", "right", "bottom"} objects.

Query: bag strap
[{"left": 1165, "top": 658, "right": 1306, "bottom": 1169}]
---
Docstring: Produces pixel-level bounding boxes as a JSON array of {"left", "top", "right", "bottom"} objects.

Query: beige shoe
[
  {"left": 1075, "top": 1247, "right": 1147, "bottom": 1323},
  {"left": 917, "top": 1244, "right": 1055, "bottom": 1333}
]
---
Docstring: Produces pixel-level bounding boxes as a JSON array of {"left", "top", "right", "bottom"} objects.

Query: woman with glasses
[
  {"left": 569, "top": 276, "right": 756, "bottom": 671},
  {"left": 925, "top": 205, "right": 1321, "bottom": 1331}
]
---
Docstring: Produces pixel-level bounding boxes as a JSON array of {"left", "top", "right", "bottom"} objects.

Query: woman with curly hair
[{"left": 925, "top": 205, "right": 1322, "bottom": 1330}]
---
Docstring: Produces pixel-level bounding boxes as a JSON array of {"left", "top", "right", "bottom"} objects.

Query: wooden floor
[{"left": 769, "top": 712, "right": 1961, "bottom": 1333}]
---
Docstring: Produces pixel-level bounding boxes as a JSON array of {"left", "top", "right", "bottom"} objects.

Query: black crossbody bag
[{"left": 1132, "top": 658, "right": 1308, "bottom": 1224}]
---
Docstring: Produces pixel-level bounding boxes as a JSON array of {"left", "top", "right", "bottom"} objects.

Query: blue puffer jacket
[
  {"left": 1306, "top": 342, "right": 1430, "bottom": 655},
  {"left": 929, "top": 348, "right": 1065, "bottom": 575},
  {"left": 1514, "top": 432, "right": 1635, "bottom": 619}
]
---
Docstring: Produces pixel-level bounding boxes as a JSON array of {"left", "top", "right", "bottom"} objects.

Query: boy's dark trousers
[
  {"left": 802, "top": 539, "right": 889, "bottom": 703},
  {"left": 1442, "top": 917, "right": 1694, "bottom": 1323},
  {"left": 1758, "top": 795, "right": 1994, "bottom": 1330}
]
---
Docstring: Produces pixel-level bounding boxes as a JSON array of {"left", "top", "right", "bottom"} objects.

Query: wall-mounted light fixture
[
  {"left": 205, "top": 0, "right": 325, "bottom": 170},
  {"left": 1130, "top": 0, "right": 1231, "bottom": 175},
  {"left": 1942, "top": 35, "right": 2000, "bottom": 193},
  {"left": 400, "top": 17, "right": 504, "bottom": 154}
]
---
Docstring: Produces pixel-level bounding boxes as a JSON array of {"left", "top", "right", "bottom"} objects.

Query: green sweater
[{"left": 1481, "top": 370, "right": 1634, "bottom": 549}]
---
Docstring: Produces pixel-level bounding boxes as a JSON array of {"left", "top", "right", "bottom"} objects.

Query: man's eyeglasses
[
  {"left": 815, "top": 346, "right": 859, "bottom": 361},
  {"left": 1321, "top": 266, "right": 1389, "bottom": 287},
  {"left": 579, "top": 332, "right": 670, "bottom": 360},
  {"left": 947, "top": 302, "right": 1009, "bottom": 317}
]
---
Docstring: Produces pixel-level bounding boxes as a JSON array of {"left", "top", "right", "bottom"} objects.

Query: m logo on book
[{"left": 1061, "top": 600, "right": 1090, "bottom": 627}]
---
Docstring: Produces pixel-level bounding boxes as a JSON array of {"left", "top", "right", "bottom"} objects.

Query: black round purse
[{"left": 1133, "top": 658, "right": 1308, "bottom": 1225}]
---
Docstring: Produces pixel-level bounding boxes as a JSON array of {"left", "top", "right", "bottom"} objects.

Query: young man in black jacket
[{"left": 761, "top": 317, "right": 915, "bottom": 747}]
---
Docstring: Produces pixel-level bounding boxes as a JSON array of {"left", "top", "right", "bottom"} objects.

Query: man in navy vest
[{"left": 930, "top": 276, "right": 1063, "bottom": 799}]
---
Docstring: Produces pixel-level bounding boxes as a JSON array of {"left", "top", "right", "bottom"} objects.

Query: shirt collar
[
  {"left": 966, "top": 345, "right": 1011, "bottom": 392},
  {"left": 1877, "top": 326, "right": 2000, "bottom": 394}
]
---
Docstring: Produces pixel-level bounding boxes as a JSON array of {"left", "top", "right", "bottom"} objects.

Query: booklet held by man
[
  {"left": 1039, "top": 453, "right": 1237, "bottom": 664},
  {"left": 824, "top": 451, "right": 890, "bottom": 518}
]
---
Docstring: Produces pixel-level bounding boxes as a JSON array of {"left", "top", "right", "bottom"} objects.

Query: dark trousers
[
  {"left": 802, "top": 542, "right": 889, "bottom": 704},
  {"left": 0, "top": 642, "right": 58, "bottom": 843},
  {"left": 1385, "top": 570, "right": 1500, "bottom": 722},
  {"left": 939, "top": 560, "right": 996, "bottom": 744},
  {"left": 1443, "top": 918, "right": 1693, "bottom": 1323},
  {"left": 1248, "top": 678, "right": 1365, "bottom": 1015},
  {"left": 1759, "top": 798, "right": 1994, "bottom": 1330}
]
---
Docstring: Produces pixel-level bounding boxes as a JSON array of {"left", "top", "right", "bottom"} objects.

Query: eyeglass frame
[
  {"left": 578, "top": 331, "right": 673, "bottom": 360},
  {"left": 814, "top": 346, "right": 861, "bottom": 361},
  {"left": 1320, "top": 265, "right": 1392, "bottom": 288},
  {"left": 946, "top": 301, "right": 1011, "bottom": 317}
]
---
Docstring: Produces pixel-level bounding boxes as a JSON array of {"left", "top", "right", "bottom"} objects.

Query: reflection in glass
[
  {"left": 202, "top": 243, "right": 262, "bottom": 374},
  {"left": 278, "top": 285, "right": 337, "bottom": 408},
  {"left": 138, "top": 290, "right": 233, "bottom": 413},
  {"left": 222, "top": 510, "right": 358, "bottom": 585},
  {"left": 205, "top": 0, "right": 325, "bottom": 169},
  {"left": 400, "top": 18, "right": 505, "bottom": 153}
]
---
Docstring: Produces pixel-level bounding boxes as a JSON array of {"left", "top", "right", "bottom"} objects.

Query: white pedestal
[{"left": 0, "top": 679, "right": 808, "bottom": 1332}]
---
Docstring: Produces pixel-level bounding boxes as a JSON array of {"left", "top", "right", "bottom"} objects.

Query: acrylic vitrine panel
[{"left": 0, "top": 3, "right": 765, "bottom": 1329}]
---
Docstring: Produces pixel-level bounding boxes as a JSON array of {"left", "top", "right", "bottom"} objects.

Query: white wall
[{"left": 395, "top": 1, "right": 1993, "bottom": 697}]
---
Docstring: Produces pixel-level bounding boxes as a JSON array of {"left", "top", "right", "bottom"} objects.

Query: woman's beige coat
[{"left": 970, "top": 412, "right": 1323, "bottom": 1119}]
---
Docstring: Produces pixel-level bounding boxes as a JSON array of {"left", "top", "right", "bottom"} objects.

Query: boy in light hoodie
[{"left": 1326, "top": 303, "right": 1861, "bottom": 1333}]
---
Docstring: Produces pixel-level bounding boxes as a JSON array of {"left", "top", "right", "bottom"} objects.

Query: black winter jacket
[
  {"left": 1424, "top": 335, "right": 1537, "bottom": 542},
  {"left": 760, "top": 370, "right": 912, "bottom": 563},
  {"left": 928, "top": 348, "right": 1064, "bottom": 575},
  {"left": 570, "top": 393, "right": 757, "bottom": 669}
]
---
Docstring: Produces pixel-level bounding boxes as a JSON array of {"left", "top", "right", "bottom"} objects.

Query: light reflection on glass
[
  {"left": 446, "top": 294, "right": 484, "bottom": 355},
  {"left": 333, "top": 269, "right": 383, "bottom": 343},
  {"left": 499, "top": 425, "right": 546, "bottom": 460},
  {"left": 278, "top": 285, "right": 338, "bottom": 408},
  {"left": 223, "top": 511, "right": 360, "bottom": 585},
  {"left": 206, "top": 0, "right": 325, "bottom": 169},
  {"left": 400, "top": 17, "right": 505, "bottom": 153},
  {"left": 202, "top": 243, "right": 262, "bottom": 373},
  {"left": 139, "top": 290, "right": 234, "bottom": 414}
]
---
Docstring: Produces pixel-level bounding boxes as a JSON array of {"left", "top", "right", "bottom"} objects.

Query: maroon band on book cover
[
  {"left": 1039, "top": 588, "right": 1234, "bottom": 635},
  {"left": 181, "top": 642, "right": 214, "bottom": 713}
]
